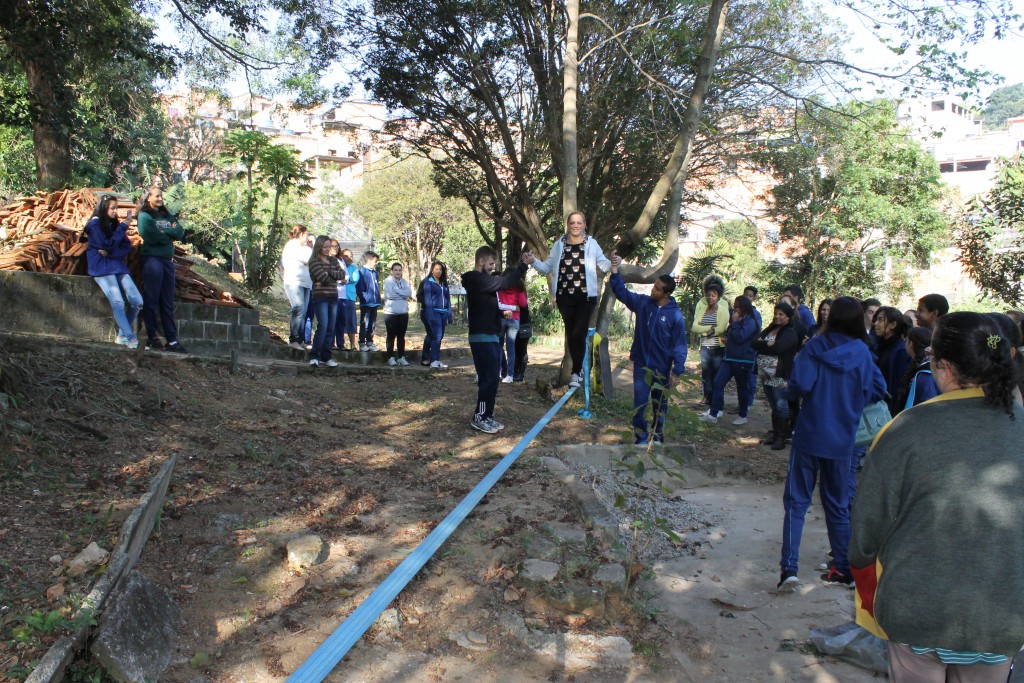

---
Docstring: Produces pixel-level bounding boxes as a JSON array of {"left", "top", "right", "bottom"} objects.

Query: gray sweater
[{"left": 849, "top": 388, "right": 1024, "bottom": 656}]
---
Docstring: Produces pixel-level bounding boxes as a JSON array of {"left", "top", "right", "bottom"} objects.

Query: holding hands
[
  {"left": 521, "top": 250, "right": 536, "bottom": 265},
  {"left": 610, "top": 250, "right": 622, "bottom": 273}
]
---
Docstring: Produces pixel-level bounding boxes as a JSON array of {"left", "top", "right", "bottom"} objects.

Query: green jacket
[
  {"left": 690, "top": 298, "right": 729, "bottom": 344},
  {"left": 137, "top": 210, "right": 184, "bottom": 260},
  {"left": 850, "top": 387, "right": 1024, "bottom": 656}
]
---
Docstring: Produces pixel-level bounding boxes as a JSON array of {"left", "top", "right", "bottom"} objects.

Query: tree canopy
[
  {"left": 956, "top": 153, "right": 1024, "bottom": 306},
  {"left": 754, "top": 100, "right": 950, "bottom": 304}
]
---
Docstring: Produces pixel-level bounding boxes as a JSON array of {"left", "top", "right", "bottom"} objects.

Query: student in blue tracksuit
[
  {"left": 873, "top": 306, "right": 911, "bottom": 414},
  {"left": 895, "top": 326, "right": 938, "bottom": 412},
  {"left": 744, "top": 286, "right": 762, "bottom": 411},
  {"left": 608, "top": 253, "right": 687, "bottom": 444},
  {"left": 776, "top": 296, "right": 886, "bottom": 592},
  {"left": 702, "top": 296, "right": 759, "bottom": 425},
  {"left": 422, "top": 261, "right": 453, "bottom": 368},
  {"left": 355, "top": 251, "right": 382, "bottom": 351}
]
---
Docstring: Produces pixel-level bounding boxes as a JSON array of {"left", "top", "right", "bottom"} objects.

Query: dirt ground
[{"left": 1, "top": 331, "right": 848, "bottom": 683}]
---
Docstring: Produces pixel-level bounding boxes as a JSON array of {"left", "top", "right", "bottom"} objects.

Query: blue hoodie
[
  {"left": 423, "top": 277, "right": 452, "bottom": 323},
  {"left": 85, "top": 218, "right": 133, "bottom": 277},
  {"left": 723, "top": 314, "right": 759, "bottom": 363},
  {"left": 788, "top": 332, "right": 886, "bottom": 460},
  {"left": 609, "top": 273, "right": 687, "bottom": 375},
  {"left": 796, "top": 303, "right": 816, "bottom": 331},
  {"left": 356, "top": 265, "right": 381, "bottom": 306}
]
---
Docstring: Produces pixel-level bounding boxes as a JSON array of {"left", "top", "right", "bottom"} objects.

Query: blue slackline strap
[
  {"left": 578, "top": 327, "right": 596, "bottom": 419},
  {"left": 286, "top": 384, "right": 579, "bottom": 683}
]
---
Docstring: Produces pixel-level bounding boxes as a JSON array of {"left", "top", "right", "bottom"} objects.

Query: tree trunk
[
  {"left": 616, "top": 0, "right": 731, "bottom": 259},
  {"left": 23, "top": 58, "right": 73, "bottom": 191},
  {"left": 562, "top": 0, "right": 580, "bottom": 218}
]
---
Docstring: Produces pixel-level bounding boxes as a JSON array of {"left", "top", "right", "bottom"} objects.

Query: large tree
[
  {"left": 0, "top": 0, "right": 343, "bottom": 190},
  {"left": 956, "top": 153, "right": 1024, "bottom": 306},
  {"left": 754, "top": 100, "right": 950, "bottom": 304}
]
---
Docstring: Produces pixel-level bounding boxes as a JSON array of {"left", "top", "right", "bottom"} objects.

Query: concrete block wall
[
  {"left": 0, "top": 271, "right": 470, "bottom": 364},
  {"left": 0, "top": 271, "right": 293, "bottom": 359}
]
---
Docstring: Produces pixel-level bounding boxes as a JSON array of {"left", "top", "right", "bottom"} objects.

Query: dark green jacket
[{"left": 137, "top": 210, "right": 184, "bottom": 259}]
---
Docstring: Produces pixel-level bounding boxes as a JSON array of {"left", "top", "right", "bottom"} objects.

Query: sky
[{"left": 831, "top": 1, "right": 1024, "bottom": 106}]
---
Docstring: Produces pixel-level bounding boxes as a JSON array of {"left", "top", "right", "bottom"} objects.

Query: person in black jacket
[
  {"left": 752, "top": 302, "right": 799, "bottom": 450},
  {"left": 460, "top": 246, "right": 528, "bottom": 434}
]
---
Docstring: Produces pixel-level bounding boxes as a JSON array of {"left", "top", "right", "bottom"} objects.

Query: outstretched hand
[{"left": 610, "top": 250, "right": 621, "bottom": 273}]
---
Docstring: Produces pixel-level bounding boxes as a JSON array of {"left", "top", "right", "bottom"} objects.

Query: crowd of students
[{"left": 685, "top": 277, "right": 1024, "bottom": 682}]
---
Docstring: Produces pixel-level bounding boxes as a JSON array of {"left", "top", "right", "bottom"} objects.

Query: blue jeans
[
  {"left": 283, "top": 283, "right": 311, "bottom": 344},
  {"left": 94, "top": 273, "right": 143, "bottom": 341},
  {"left": 710, "top": 360, "right": 751, "bottom": 418},
  {"left": 470, "top": 341, "right": 502, "bottom": 420},
  {"left": 141, "top": 256, "right": 178, "bottom": 343},
  {"left": 780, "top": 448, "right": 853, "bottom": 574},
  {"left": 310, "top": 298, "right": 337, "bottom": 362},
  {"left": 425, "top": 311, "right": 447, "bottom": 362},
  {"left": 699, "top": 345, "right": 725, "bottom": 401},
  {"left": 500, "top": 318, "right": 520, "bottom": 377},
  {"left": 763, "top": 384, "right": 790, "bottom": 419},
  {"left": 359, "top": 305, "right": 379, "bottom": 346},
  {"left": 633, "top": 364, "right": 669, "bottom": 444}
]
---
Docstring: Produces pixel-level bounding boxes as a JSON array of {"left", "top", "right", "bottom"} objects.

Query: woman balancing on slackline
[{"left": 523, "top": 211, "right": 610, "bottom": 387}]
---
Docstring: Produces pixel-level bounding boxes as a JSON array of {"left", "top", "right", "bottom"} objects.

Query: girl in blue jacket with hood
[
  {"left": 86, "top": 195, "right": 143, "bottom": 349},
  {"left": 702, "top": 295, "right": 759, "bottom": 425},
  {"left": 777, "top": 296, "right": 886, "bottom": 592},
  {"left": 422, "top": 261, "right": 453, "bottom": 368},
  {"left": 609, "top": 253, "right": 688, "bottom": 444}
]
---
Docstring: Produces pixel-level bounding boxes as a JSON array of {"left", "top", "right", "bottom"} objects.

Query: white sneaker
[
  {"left": 309, "top": 359, "right": 319, "bottom": 366},
  {"left": 568, "top": 372, "right": 582, "bottom": 388},
  {"left": 485, "top": 417, "right": 505, "bottom": 431},
  {"left": 289, "top": 342, "right": 305, "bottom": 350},
  {"left": 397, "top": 357, "right": 410, "bottom": 366},
  {"left": 368, "top": 343, "right": 380, "bottom": 352},
  {"left": 325, "top": 359, "right": 339, "bottom": 367},
  {"left": 388, "top": 357, "right": 398, "bottom": 366},
  {"left": 501, "top": 376, "right": 513, "bottom": 383},
  {"left": 699, "top": 410, "right": 719, "bottom": 423},
  {"left": 359, "top": 344, "right": 369, "bottom": 351},
  {"left": 732, "top": 417, "right": 748, "bottom": 425},
  {"left": 430, "top": 360, "right": 448, "bottom": 369}
]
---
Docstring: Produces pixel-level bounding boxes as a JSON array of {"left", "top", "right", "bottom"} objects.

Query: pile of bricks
[{"left": 0, "top": 188, "right": 251, "bottom": 309}]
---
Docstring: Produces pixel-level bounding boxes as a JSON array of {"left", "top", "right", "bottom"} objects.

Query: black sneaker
[
  {"left": 145, "top": 339, "right": 164, "bottom": 351},
  {"left": 819, "top": 567, "right": 854, "bottom": 588},
  {"left": 164, "top": 341, "right": 187, "bottom": 353},
  {"left": 777, "top": 570, "right": 799, "bottom": 592}
]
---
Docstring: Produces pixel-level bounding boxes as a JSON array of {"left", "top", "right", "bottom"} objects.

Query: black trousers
[
  {"left": 558, "top": 296, "right": 596, "bottom": 374},
  {"left": 384, "top": 313, "right": 408, "bottom": 358},
  {"left": 514, "top": 325, "right": 531, "bottom": 380}
]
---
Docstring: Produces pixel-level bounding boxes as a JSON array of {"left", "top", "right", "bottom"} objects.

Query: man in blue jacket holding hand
[{"left": 609, "top": 251, "right": 688, "bottom": 445}]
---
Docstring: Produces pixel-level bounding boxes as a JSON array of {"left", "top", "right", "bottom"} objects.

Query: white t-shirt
[{"left": 280, "top": 239, "right": 313, "bottom": 288}]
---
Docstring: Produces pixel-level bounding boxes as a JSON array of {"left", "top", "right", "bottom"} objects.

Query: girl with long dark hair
[
  {"left": 86, "top": 195, "right": 143, "bottom": 349},
  {"left": 307, "top": 235, "right": 346, "bottom": 367},
  {"left": 777, "top": 296, "right": 885, "bottom": 592},
  {"left": 752, "top": 301, "right": 799, "bottom": 449},
  {"left": 851, "top": 312, "right": 1024, "bottom": 682},
  {"left": 136, "top": 186, "right": 186, "bottom": 352},
  {"left": 873, "top": 306, "right": 910, "bottom": 413},
  {"left": 421, "top": 261, "right": 452, "bottom": 368}
]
